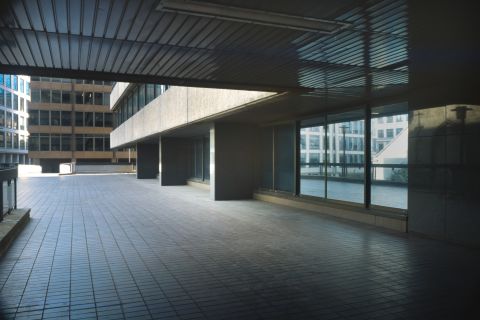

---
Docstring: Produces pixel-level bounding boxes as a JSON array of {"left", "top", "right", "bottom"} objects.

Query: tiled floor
[{"left": 0, "top": 174, "right": 479, "bottom": 319}]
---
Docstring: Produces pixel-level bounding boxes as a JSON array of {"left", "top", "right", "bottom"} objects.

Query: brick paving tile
[{"left": 0, "top": 174, "right": 479, "bottom": 319}]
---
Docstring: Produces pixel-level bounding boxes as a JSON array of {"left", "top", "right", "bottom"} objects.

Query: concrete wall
[
  {"left": 75, "top": 164, "right": 135, "bottom": 174},
  {"left": 110, "top": 82, "right": 131, "bottom": 110},
  {"left": 136, "top": 143, "right": 159, "bottom": 179},
  {"left": 160, "top": 137, "right": 192, "bottom": 186},
  {"left": 211, "top": 123, "right": 257, "bottom": 200},
  {"left": 110, "top": 86, "right": 277, "bottom": 148}
]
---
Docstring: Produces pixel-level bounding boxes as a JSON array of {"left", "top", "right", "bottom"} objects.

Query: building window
[
  {"left": 378, "top": 130, "right": 384, "bottom": 138},
  {"left": 0, "top": 111, "right": 5, "bottom": 127},
  {"left": 309, "top": 135, "right": 320, "bottom": 150},
  {"left": 104, "top": 113, "right": 113, "bottom": 127},
  {"left": 61, "top": 111, "right": 71, "bottom": 126},
  {"left": 75, "top": 112, "right": 84, "bottom": 126},
  {"left": 127, "top": 94, "right": 133, "bottom": 118},
  {"left": 133, "top": 90, "right": 138, "bottom": 113},
  {"left": 41, "top": 89, "right": 51, "bottom": 103},
  {"left": 29, "top": 110, "right": 39, "bottom": 125},
  {"left": 20, "top": 79, "right": 24, "bottom": 93},
  {"left": 13, "top": 76, "right": 18, "bottom": 90},
  {"left": 6, "top": 91, "right": 11, "bottom": 108},
  {"left": 20, "top": 116, "right": 25, "bottom": 130},
  {"left": 95, "top": 112, "right": 103, "bottom": 127},
  {"left": 6, "top": 112, "right": 12, "bottom": 128},
  {"left": 28, "top": 134, "right": 37, "bottom": 150},
  {"left": 39, "top": 134, "right": 49, "bottom": 151},
  {"left": 386, "top": 128, "right": 394, "bottom": 138},
  {"left": 40, "top": 110, "right": 50, "bottom": 125},
  {"left": 6, "top": 132, "right": 12, "bottom": 148},
  {"left": 62, "top": 91, "right": 71, "bottom": 104},
  {"left": 31, "top": 88, "right": 40, "bottom": 103},
  {"left": 0, "top": 88, "right": 4, "bottom": 106},
  {"left": 94, "top": 92, "right": 103, "bottom": 105},
  {"left": 396, "top": 128, "right": 402, "bottom": 135},
  {"left": 94, "top": 136, "right": 104, "bottom": 151},
  {"left": 138, "top": 85, "right": 145, "bottom": 108},
  {"left": 146, "top": 84, "right": 155, "bottom": 104},
  {"left": 61, "top": 135, "right": 71, "bottom": 151},
  {"left": 51, "top": 111, "right": 61, "bottom": 126},
  {"left": 75, "top": 92, "right": 83, "bottom": 104},
  {"left": 0, "top": 132, "right": 4, "bottom": 148},
  {"left": 300, "top": 135, "right": 306, "bottom": 150},
  {"left": 85, "top": 112, "right": 94, "bottom": 126},
  {"left": 309, "top": 153, "right": 320, "bottom": 163},
  {"left": 52, "top": 90, "right": 61, "bottom": 103},
  {"left": 76, "top": 134, "right": 84, "bottom": 151},
  {"left": 51, "top": 134, "right": 61, "bottom": 151},
  {"left": 84, "top": 92, "right": 94, "bottom": 104},
  {"left": 84, "top": 135, "right": 94, "bottom": 151},
  {"left": 13, "top": 133, "right": 18, "bottom": 149},
  {"left": 13, "top": 94, "right": 18, "bottom": 110}
]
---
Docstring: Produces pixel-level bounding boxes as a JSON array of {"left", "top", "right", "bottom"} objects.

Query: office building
[
  {"left": 0, "top": 74, "right": 30, "bottom": 165},
  {"left": 28, "top": 77, "right": 133, "bottom": 172}
]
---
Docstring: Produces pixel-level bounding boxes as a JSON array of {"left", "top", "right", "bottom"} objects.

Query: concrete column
[
  {"left": 159, "top": 137, "right": 191, "bottom": 185},
  {"left": 210, "top": 123, "right": 257, "bottom": 200},
  {"left": 136, "top": 142, "right": 159, "bottom": 179}
]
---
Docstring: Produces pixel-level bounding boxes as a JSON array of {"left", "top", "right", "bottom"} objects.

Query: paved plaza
[{"left": 0, "top": 174, "right": 479, "bottom": 319}]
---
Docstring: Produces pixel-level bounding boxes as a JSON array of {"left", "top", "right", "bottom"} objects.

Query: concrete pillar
[
  {"left": 210, "top": 123, "right": 257, "bottom": 200},
  {"left": 408, "top": 0, "right": 480, "bottom": 246},
  {"left": 136, "top": 142, "right": 159, "bottom": 179},
  {"left": 159, "top": 137, "right": 191, "bottom": 185}
]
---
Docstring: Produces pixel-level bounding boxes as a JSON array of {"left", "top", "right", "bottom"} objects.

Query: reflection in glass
[
  {"left": 371, "top": 103, "right": 408, "bottom": 209},
  {"left": 326, "top": 111, "right": 365, "bottom": 204},
  {"left": 300, "top": 118, "right": 326, "bottom": 198}
]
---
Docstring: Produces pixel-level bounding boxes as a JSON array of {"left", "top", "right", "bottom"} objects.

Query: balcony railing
[
  {"left": 300, "top": 162, "right": 407, "bottom": 185},
  {"left": 0, "top": 165, "right": 18, "bottom": 222}
]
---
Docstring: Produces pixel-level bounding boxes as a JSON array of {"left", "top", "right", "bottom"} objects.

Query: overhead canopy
[{"left": 0, "top": 0, "right": 408, "bottom": 99}]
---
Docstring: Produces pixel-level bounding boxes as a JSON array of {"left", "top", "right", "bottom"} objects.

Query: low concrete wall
[
  {"left": 18, "top": 165, "right": 42, "bottom": 176},
  {"left": 111, "top": 86, "right": 278, "bottom": 148},
  {"left": 254, "top": 192, "right": 407, "bottom": 233},
  {"left": 75, "top": 164, "right": 135, "bottom": 174}
]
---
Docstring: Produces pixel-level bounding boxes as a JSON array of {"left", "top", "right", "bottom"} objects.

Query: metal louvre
[{"left": 0, "top": 0, "right": 408, "bottom": 99}]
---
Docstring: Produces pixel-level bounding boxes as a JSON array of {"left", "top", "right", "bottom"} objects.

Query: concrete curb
[{"left": 0, "top": 209, "right": 31, "bottom": 257}]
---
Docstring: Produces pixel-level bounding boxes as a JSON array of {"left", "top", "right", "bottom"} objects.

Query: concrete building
[
  {"left": 0, "top": 74, "right": 30, "bottom": 165},
  {"left": 28, "top": 77, "right": 134, "bottom": 172}
]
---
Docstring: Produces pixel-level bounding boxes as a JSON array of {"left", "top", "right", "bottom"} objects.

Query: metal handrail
[{"left": 0, "top": 166, "right": 18, "bottom": 222}]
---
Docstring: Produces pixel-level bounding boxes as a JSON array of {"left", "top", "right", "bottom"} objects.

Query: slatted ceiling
[
  {"left": 0, "top": 0, "right": 408, "bottom": 95},
  {"left": 129, "top": 43, "right": 153, "bottom": 73}
]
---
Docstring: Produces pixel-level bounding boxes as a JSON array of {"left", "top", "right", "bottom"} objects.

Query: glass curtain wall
[
  {"left": 300, "top": 117, "right": 326, "bottom": 197},
  {"left": 326, "top": 110, "right": 365, "bottom": 203},
  {"left": 259, "top": 123, "right": 295, "bottom": 193},
  {"left": 371, "top": 102, "right": 408, "bottom": 209},
  {"left": 191, "top": 136, "right": 210, "bottom": 182},
  {"left": 261, "top": 104, "right": 409, "bottom": 211}
]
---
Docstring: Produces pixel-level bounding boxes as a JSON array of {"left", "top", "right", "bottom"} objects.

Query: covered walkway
[{"left": 0, "top": 174, "right": 479, "bottom": 319}]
